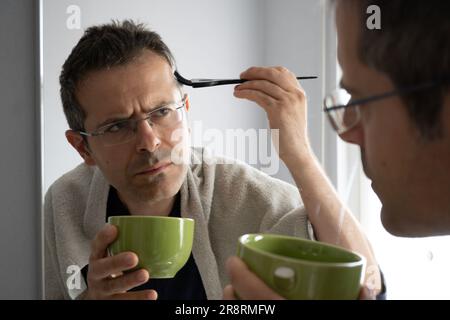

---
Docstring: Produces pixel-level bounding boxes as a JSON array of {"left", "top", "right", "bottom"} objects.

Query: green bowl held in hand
[
  {"left": 237, "top": 233, "right": 366, "bottom": 300},
  {"left": 108, "top": 216, "right": 194, "bottom": 279}
]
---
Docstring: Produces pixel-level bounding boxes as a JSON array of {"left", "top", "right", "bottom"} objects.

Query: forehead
[
  {"left": 76, "top": 50, "right": 179, "bottom": 126},
  {"left": 335, "top": 2, "right": 393, "bottom": 93},
  {"left": 335, "top": 1, "right": 362, "bottom": 78}
]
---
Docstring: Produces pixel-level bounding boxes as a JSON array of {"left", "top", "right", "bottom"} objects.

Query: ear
[
  {"left": 185, "top": 94, "right": 190, "bottom": 112},
  {"left": 65, "top": 130, "right": 96, "bottom": 166},
  {"left": 184, "top": 94, "right": 192, "bottom": 135}
]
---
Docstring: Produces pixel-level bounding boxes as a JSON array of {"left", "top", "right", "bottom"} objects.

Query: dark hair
[
  {"left": 60, "top": 20, "right": 178, "bottom": 131},
  {"left": 355, "top": 0, "right": 450, "bottom": 139}
]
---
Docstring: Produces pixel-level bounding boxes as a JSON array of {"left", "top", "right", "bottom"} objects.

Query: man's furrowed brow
[
  {"left": 94, "top": 96, "right": 179, "bottom": 129},
  {"left": 143, "top": 98, "right": 177, "bottom": 113},
  {"left": 96, "top": 115, "right": 130, "bottom": 129}
]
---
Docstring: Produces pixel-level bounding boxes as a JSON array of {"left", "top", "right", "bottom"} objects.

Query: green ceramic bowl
[
  {"left": 108, "top": 216, "right": 194, "bottom": 278},
  {"left": 237, "top": 234, "right": 366, "bottom": 299}
]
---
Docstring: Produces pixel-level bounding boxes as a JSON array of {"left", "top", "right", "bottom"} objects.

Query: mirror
[{"left": 41, "top": 0, "right": 328, "bottom": 300}]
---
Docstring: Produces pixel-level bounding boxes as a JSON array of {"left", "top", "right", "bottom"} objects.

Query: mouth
[{"left": 136, "top": 162, "right": 172, "bottom": 176}]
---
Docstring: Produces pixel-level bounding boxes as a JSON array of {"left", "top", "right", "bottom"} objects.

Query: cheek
[
  {"left": 164, "top": 126, "right": 190, "bottom": 160},
  {"left": 92, "top": 146, "right": 132, "bottom": 178},
  {"left": 361, "top": 106, "right": 400, "bottom": 173},
  {"left": 364, "top": 121, "right": 417, "bottom": 197},
  {"left": 362, "top": 118, "right": 398, "bottom": 188},
  {"left": 165, "top": 125, "right": 189, "bottom": 147}
]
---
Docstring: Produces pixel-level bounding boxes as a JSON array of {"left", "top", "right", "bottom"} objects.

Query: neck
[{"left": 118, "top": 192, "right": 176, "bottom": 216}]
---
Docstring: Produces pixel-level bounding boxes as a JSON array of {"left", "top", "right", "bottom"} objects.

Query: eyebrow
[
  {"left": 96, "top": 116, "right": 129, "bottom": 129},
  {"left": 95, "top": 99, "right": 175, "bottom": 129}
]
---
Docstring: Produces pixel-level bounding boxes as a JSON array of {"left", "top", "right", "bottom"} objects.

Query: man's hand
[
  {"left": 234, "top": 66, "right": 312, "bottom": 166},
  {"left": 235, "top": 66, "right": 383, "bottom": 296},
  {"left": 223, "top": 256, "right": 283, "bottom": 300},
  {"left": 82, "top": 224, "right": 157, "bottom": 300},
  {"left": 223, "top": 256, "right": 375, "bottom": 300}
]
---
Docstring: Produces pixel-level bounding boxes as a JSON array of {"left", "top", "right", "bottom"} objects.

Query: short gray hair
[{"left": 60, "top": 20, "right": 178, "bottom": 131}]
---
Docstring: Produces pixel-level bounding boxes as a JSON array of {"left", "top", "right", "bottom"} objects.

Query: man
[
  {"left": 224, "top": 0, "right": 450, "bottom": 299},
  {"left": 45, "top": 20, "right": 380, "bottom": 300}
]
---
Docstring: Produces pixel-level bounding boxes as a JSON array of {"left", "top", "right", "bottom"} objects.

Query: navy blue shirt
[{"left": 82, "top": 187, "right": 207, "bottom": 300}]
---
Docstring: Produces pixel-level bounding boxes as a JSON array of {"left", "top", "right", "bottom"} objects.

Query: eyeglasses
[
  {"left": 79, "top": 95, "right": 187, "bottom": 146},
  {"left": 323, "top": 81, "right": 445, "bottom": 134}
]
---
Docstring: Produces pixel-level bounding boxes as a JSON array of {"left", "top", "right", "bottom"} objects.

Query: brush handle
[{"left": 191, "top": 76, "right": 317, "bottom": 88}]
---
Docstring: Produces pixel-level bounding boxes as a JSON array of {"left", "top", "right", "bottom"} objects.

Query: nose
[
  {"left": 338, "top": 123, "right": 365, "bottom": 147},
  {"left": 135, "top": 120, "right": 161, "bottom": 153}
]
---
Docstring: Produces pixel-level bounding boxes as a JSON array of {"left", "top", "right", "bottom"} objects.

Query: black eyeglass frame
[
  {"left": 78, "top": 96, "right": 187, "bottom": 138},
  {"left": 323, "top": 80, "right": 447, "bottom": 113}
]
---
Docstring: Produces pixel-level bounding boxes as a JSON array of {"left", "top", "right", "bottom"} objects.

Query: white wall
[
  {"left": 42, "top": 0, "right": 327, "bottom": 192},
  {"left": 263, "top": 0, "right": 326, "bottom": 184}
]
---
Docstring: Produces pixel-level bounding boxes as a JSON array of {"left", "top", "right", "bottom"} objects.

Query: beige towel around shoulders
[{"left": 44, "top": 147, "right": 311, "bottom": 299}]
